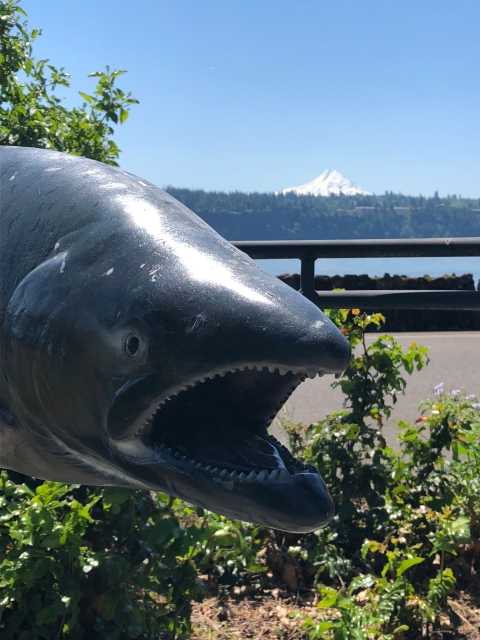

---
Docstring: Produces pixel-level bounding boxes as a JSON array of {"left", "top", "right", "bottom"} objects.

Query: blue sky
[{"left": 22, "top": 0, "right": 480, "bottom": 196}]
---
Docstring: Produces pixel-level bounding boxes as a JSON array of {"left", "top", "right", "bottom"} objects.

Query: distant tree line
[{"left": 166, "top": 188, "right": 480, "bottom": 240}]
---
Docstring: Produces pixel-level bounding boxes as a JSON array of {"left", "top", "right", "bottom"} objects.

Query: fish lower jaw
[
  {"left": 153, "top": 434, "right": 316, "bottom": 482},
  {"left": 156, "top": 443, "right": 294, "bottom": 483},
  {"left": 112, "top": 433, "right": 316, "bottom": 485}
]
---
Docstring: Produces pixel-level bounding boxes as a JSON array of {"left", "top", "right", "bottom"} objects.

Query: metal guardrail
[{"left": 233, "top": 237, "right": 480, "bottom": 310}]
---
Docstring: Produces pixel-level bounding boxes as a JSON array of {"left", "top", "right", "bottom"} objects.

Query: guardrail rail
[{"left": 233, "top": 237, "right": 480, "bottom": 310}]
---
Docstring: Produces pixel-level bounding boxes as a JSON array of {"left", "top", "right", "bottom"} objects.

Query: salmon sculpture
[{"left": 0, "top": 147, "right": 350, "bottom": 532}]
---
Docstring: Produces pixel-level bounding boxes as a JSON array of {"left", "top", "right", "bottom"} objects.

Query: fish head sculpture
[{"left": 0, "top": 147, "right": 351, "bottom": 532}]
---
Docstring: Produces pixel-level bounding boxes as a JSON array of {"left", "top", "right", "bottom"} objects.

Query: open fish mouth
[
  {"left": 110, "top": 364, "right": 337, "bottom": 532},
  {"left": 138, "top": 366, "right": 314, "bottom": 480}
]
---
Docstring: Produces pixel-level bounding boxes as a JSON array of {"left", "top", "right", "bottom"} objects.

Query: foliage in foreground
[
  {"left": 0, "top": 0, "right": 138, "bottom": 164},
  {"left": 0, "top": 486, "right": 209, "bottom": 639},
  {"left": 287, "top": 315, "right": 480, "bottom": 639}
]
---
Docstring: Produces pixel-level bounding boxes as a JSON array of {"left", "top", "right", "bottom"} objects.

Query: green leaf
[
  {"left": 393, "top": 625, "right": 410, "bottom": 633},
  {"left": 79, "top": 91, "right": 93, "bottom": 104},
  {"left": 317, "top": 590, "right": 338, "bottom": 608},
  {"left": 304, "top": 620, "right": 338, "bottom": 633},
  {"left": 36, "top": 603, "right": 61, "bottom": 625},
  {"left": 449, "top": 517, "right": 471, "bottom": 544},
  {"left": 397, "top": 557, "right": 425, "bottom": 576}
]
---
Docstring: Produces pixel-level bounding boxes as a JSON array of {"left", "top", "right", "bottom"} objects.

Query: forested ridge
[{"left": 166, "top": 187, "right": 480, "bottom": 240}]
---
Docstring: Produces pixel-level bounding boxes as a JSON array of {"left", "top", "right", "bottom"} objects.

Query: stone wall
[{"left": 277, "top": 273, "right": 480, "bottom": 331}]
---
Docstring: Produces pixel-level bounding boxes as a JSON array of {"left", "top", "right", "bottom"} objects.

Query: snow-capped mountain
[{"left": 279, "top": 169, "right": 371, "bottom": 196}]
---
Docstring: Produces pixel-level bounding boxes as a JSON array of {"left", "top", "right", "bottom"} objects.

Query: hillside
[{"left": 165, "top": 188, "right": 480, "bottom": 241}]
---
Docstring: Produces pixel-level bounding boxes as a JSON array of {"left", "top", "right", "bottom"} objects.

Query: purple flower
[
  {"left": 434, "top": 382, "right": 444, "bottom": 397},
  {"left": 466, "top": 394, "right": 475, "bottom": 400},
  {"left": 472, "top": 403, "right": 480, "bottom": 409},
  {"left": 450, "top": 389, "right": 461, "bottom": 396}
]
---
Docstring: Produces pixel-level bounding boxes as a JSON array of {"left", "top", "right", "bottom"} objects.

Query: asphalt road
[{"left": 272, "top": 332, "right": 480, "bottom": 448}]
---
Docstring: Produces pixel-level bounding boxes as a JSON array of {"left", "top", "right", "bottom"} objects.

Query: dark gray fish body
[{"left": 0, "top": 146, "right": 350, "bottom": 532}]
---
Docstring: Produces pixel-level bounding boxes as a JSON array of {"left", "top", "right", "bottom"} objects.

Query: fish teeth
[
  {"left": 257, "top": 470, "right": 268, "bottom": 481},
  {"left": 269, "top": 469, "right": 280, "bottom": 480},
  {"left": 238, "top": 472, "right": 246, "bottom": 480},
  {"left": 220, "top": 469, "right": 228, "bottom": 477},
  {"left": 228, "top": 471, "right": 237, "bottom": 479},
  {"left": 279, "top": 469, "right": 290, "bottom": 481},
  {"left": 247, "top": 471, "right": 256, "bottom": 481},
  {"left": 268, "top": 366, "right": 275, "bottom": 373}
]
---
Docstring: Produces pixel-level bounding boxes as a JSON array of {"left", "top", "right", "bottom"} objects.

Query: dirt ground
[
  {"left": 191, "top": 591, "right": 323, "bottom": 640},
  {"left": 190, "top": 587, "right": 480, "bottom": 640}
]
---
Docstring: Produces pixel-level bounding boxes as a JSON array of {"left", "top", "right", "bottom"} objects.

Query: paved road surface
[{"left": 272, "top": 332, "right": 480, "bottom": 448}]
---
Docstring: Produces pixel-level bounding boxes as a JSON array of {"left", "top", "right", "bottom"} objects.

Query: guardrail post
[{"left": 300, "top": 256, "right": 316, "bottom": 301}]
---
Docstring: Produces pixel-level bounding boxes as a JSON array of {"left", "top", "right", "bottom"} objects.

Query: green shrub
[
  {"left": 0, "top": 483, "right": 211, "bottom": 639},
  {"left": 283, "top": 312, "right": 480, "bottom": 639}
]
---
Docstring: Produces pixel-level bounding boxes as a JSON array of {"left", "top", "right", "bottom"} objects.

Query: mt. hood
[{"left": 279, "top": 169, "right": 371, "bottom": 196}]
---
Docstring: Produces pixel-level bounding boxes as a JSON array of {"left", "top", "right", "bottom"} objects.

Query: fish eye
[{"left": 124, "top": 332, "right": 140, "bottom": 358}]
